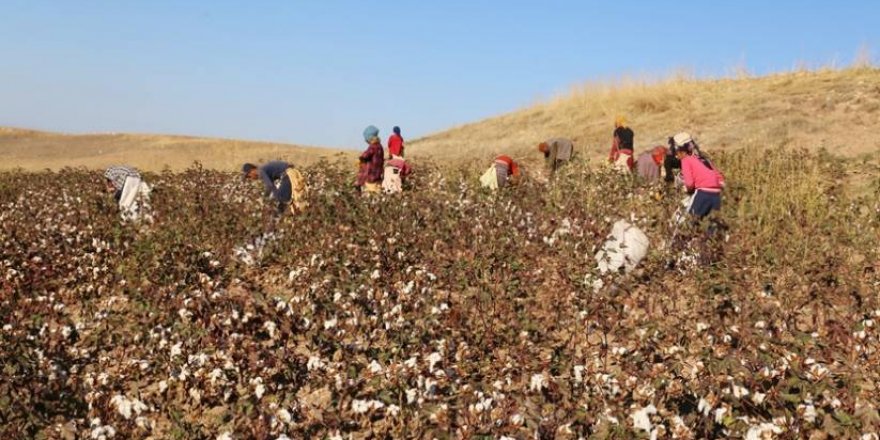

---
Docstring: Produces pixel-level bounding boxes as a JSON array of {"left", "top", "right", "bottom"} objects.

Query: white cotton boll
[
  {"left": 745, "top": 422, "right": 783, "bottom": 440},
  {"left": 158, "top": 380, "right": 168, "bottom": 393},
  {"left": 403, "top": 357, "right": 417, "bottom": 369},
  {"left": 697, "top": 398, "right": 712, "bottom": 416},
  {"left": 426, "top": 352, "right": 442, "bottom": 372},
  {"left": 574, "top": 365, "right": 585, "bottom": 383},
  {"left": 307, "top": 356, "right": 325, "bottom": 371},
  {"left": 370, "top": 269, "right": 380, "bottom": 280},
  {"left": 631, "top": 404, "right": 657, "bottom": 433},
  {"left": 752, "top": 392, "right": 766, "bottom": 405},
  {"left": 696, "top": 322, "right": 709, "bottom": 333},
  {"left": 406, "top": 388, "right": 418, "bottom": 404},
  {"left": 800, "top": 403, "right": 818, "bottom": 423},
  {"left": 216, "top": 432, "right": 233, "bottom": 440},
  {"left": 170, "top": 342, "right": 183, "bottom": 358},
  {"left": 368, "top": 360, "right": 383, "bottom": 374},
  {"left": 388, "top": 404, "right": 400, "bottom": 417},
  {"left": 754, "top": 320, "right": 766, "bottom": 329},
  {"left": 209, "top": 368, "right": 224, "bottom": 384},
  {"left": 263, "top": 321, "right": 277, "bottom": 338},
  {"left": 189, "top": 388, "right": 201, "bottom": 404},
  {"left": 529, "top": 373, "right": 547, "bottom": 392},
  {"left": 510, "top": 413, "right": 524, "bottom": 426},
  {"left": 178, "top": 308, "right": 192, "bottom": 321},
  {"left": 732, "top": 384, "right": 750, "bottom": 399},
  {"left": 714, "top": 407, "right": 728, "bottom": 423},
  {"left": 276, "top": 408, "right": 292, "bottom": 424},
  {"left": 324, "top": 318, "right": 337, "bottom": 330},
  {"left": 352, "top": 399, "right": 370, "bottom": 414}
]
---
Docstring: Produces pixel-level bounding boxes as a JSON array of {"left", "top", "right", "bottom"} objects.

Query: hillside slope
[
  {"left": 408, "top": 68, "right": 880, "bottom": 166},
  {"left": 0, "top": 128, "right": 351, "bottom": 172}
]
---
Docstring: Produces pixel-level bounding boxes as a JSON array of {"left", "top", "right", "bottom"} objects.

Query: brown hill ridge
[
  {"left": 408, "top": 67, "right": 880, "bottom": 165},
  {"left": 0, "top": 128, "right": 350, "bottom": 172}
]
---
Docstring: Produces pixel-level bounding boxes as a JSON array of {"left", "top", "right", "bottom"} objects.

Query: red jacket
[{"left": 388, "top": 134, "right": 404, "bottom": 157}]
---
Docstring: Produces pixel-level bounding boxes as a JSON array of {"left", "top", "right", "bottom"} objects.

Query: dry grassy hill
[
  {"left": 408, "top": 67, "right": 880, "bottom": 167},
  {"left": 0, "top": 128, "right": 352, "bottom": 172}
]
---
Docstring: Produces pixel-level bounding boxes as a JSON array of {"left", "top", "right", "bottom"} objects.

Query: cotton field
[{"left": 2, "top": 152, "right": 879, "bottom": 439}]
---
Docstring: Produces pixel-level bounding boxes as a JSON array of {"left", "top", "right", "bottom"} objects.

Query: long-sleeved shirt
[
  {"left": 387, "top": 134, "right": 404, "bottom": 157},
  {"left": 635, "top": 152, "right": 661, "bottom": 181},
  {"left": 258, "top": 161, "right": 292, "bottom": 202},
  {"left": 681, "top": 155, "right": 724, "bottom": 193},
  {"left": 545, "top": 138, "right": 573, "bottom": 173},
  {"left": 104, "top": 166, "right": 141, "bottom": 191},
  {"left": 357, "top": 142, "right": 385, "bottom": 186}
]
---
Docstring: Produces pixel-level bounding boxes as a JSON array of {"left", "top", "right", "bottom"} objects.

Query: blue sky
[{"left": 0, "top": 1, "right": 877, "bottom": 149}]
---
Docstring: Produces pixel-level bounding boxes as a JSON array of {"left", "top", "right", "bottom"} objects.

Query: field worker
[
  {"left": 635, "top": 146, "right": 667, "bottom": 182},
  {"left": 104, "top": 165, "right": 153, "bottom": 223},
  {"left": 356, "top": 125, "right": 385, "bottom": 193},
  {"left": 387, "top": 126, "right": 405, "bottom": 159},
  {"left": 674, "top": 132, "right": 725, "bottom": 219},
  {"left": 493, "top": 154, "right": 521, "bottom": 188},
  {"left": 609, "top": 115, "right": 635, "bottom": 172},
  {"left": 537, "top": 137, "right": 574, "bottom": 176},
  {"left": 242, "top": 161, "right": 308, "bottom": 215},
  {"left": 663, "top": 136, "right": 682, "bottom": 184},
  {"left": 382, "top": 157, "right": 413, "bottom": 194}
]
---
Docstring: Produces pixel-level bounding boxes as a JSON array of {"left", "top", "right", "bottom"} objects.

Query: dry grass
[
  {"left": 408, "top": 67, "right": 880, "bottom": 171},
  {"left": 0, "top": 128, "right": 354, "bottom": 172}
]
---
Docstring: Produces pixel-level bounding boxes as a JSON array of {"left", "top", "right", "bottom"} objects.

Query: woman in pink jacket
[{"left": 673, "top": 132, "right": 725, "bottom": 219}]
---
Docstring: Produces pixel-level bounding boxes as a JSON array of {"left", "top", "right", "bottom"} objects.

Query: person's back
[
  {"left": 635, "top": 151, "right": 660, "bottom": 181},
  {"left": 387, "top": 126, "right": 404, "bottom": 159}
]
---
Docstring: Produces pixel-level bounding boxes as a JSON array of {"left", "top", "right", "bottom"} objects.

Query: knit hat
[
  {"left": 672, "top": 132, "right": 693, "bottom": 147},
  {"left": 363, "top": 125, "right": 380, "bottom": 142},
  {"left": 393, "top": 126, "right": 401, "bottom": 135}
]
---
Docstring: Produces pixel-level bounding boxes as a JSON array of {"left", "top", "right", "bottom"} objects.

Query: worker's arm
[
  {"left": 259, "top": 167, "right": 278, "bottom": 198},
  {"left": 681, "top": 158, "right": 696, "bottom": 192},
  {"left": 359, "top": 147, "right": 374, "bottom": 163}
]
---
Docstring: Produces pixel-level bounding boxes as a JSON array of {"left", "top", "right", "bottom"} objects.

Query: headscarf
[
  {"left": 651, "top": 146, "right": 667, "bottom": 165},
  {"left": 363, "top": 125, "right": 380, "bottom": 143},
  {"left": 393, "top": 126, "right": 401, "bottom": 135},
  {"left": 537, "top": 142, "right": 549, "bottom": 154},
  {"left": 614, "top": 115, "right": 627, "bottom": 128}
]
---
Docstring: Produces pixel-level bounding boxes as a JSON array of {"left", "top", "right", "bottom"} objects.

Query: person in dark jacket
[
  {"left": 609, "top": 116, "right": 635, "bottom": 172},
  {"left": 664, "top": 136, "right": 682, "bottom": 184},
  {"left": 356, "top": 125, "right": 385, "bottom": 193},
  {"left": 243, "top": 161, "right": 294, "bottom": 215}
]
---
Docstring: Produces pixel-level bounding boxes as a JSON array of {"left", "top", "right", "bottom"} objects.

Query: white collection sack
[
  {"left": 118, "top": 176, "right": 153, "bottom": 223},
  {"left": 595, "top": 220, "right": 649, "bottom": 274},
  {"left": 479, "top": 166, "right": 499, "bottom": 190}
]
